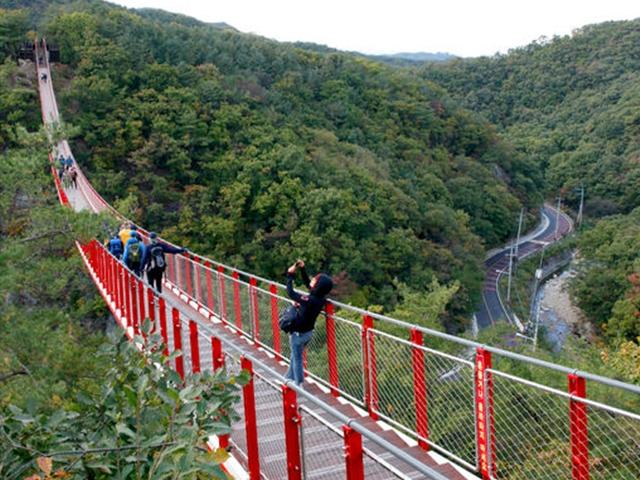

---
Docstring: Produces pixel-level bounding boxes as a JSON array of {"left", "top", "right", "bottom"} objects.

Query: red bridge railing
[{"left": 80, "top": 239, "right": 453, "bottom": 479}]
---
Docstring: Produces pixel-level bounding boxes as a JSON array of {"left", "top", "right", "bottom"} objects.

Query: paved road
[{"left": 475, "top": 205, "right": 573, "bottom": 330}]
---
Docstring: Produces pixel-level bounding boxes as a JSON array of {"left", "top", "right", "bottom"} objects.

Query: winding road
[{"left": 475, "top": 204, "right": 573, "bottom": 330}]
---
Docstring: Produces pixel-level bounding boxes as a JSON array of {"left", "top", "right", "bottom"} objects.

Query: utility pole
[
  {"left": 514, "top": 208, "right": 524, "bottom": 263},
  {"left": 506, "top": 209, "right": 523, "bottom": 303},
  {"left": 554, "top": 195, "right": 562, "bottom": 240},
  {"left": 577, "top": 183, "right": 585, "bottom": 228}
]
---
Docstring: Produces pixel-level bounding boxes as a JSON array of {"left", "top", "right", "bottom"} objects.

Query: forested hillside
[
  {"left": 423, "top": 20, "right": 640, "bottom": 345},
  {"left": 0, "top": 0, "right": 549, "bottom": 329},
  {"left": 0, "top": 47, "right": 243, "bottom": 477},
  {"left": 422, "top": 20, "right": 640, "bottom": 215}
]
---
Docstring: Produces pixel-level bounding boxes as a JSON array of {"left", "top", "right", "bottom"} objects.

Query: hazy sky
[{"left": 108, "top": 0, "right": 639, "bottom": 57}]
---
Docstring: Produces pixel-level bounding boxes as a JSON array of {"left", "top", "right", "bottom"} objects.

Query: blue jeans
[{"left": 286, "top": 330, "right": 313, "bottom": 386}]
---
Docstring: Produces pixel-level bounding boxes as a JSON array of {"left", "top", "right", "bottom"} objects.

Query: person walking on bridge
[
  {"left": 142, "top": 232, "right": 186, "bottom": 294},
  {"left": 68, "top": 166, "right": 78, "bottom": 189},
  {"left": 285, "top": 260, "right": 333, "bottom": 386},
  {"left": 108, "top": 233, "right": 124, "bottom": 260},
  {"left": 123, "top": 231, "right": 146, "bottom": 277},
  {"left": 119, "top": 223, "right": 136, "bottom": 247}
]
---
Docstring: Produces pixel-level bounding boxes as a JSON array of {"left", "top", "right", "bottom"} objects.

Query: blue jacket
[
  {"left": 123, "top": 238, "right": 146, "bottom": 266},
  {"left": 108, "top": 236, "right": 124, "bottom": 258}
]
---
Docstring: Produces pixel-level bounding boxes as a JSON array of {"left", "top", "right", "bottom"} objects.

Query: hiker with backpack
[
  {"left": 141, "top": 232, "right": 186, "bottom": 293},
  {"left": 68, "top": 166, "right": 78, "bottom": 189},
  {"left": 108, "top": 233, "right": 124, "bottom": 260},
  {"left": 123, "top": 231, "right": 146, "bottom": 277},
  {"left": 282, "top": 260, "right": 333, "bottom": 386}
]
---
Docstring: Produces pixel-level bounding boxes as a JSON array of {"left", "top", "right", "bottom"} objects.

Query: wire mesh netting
[
  {"left": 194, "top": 261, "right": 205, "bottom": 305},
  {"left": 196, "top": 325, "right": 213, "bottom": 373},
  {"left": 175, "top": 255, "right": 186, "bottom": 293},
  {"left": 367, "top": 329, "right": 476, "bottom": 468},
  {"left": 253, "top": 286, "right": 283, "bottom": 356},
  {"left": 423, "top": 345, "right": 476, "bottom": 467},
  {"left": 332, "top": 314, "right": 365, "bottom": 405},
  {"left": 299, "top": 407, "right": 347, "bottom": 479},
  {"left": 227, "top": 353, "right": 248, "bottom": 462},
  {"left": 585, "top": 400, "right": 640, "bottom": 479},
  {"left": 220, "top": 274, "right": 253, "bottom": 335},
  {"left": 367, "top": 330, "right": 415, "bottom": 429},
  {"left": 490, "top": 370, "right": 571, "bottom": 479},
  {"left": 206, "top": 268, "right": 220, "bottom": 317},
  {"left": 305, "top": 317, "right": 331, "bottom": 384},
  {"left": 238, "top": 281, "right": 253, "bottom": 338},
  {"left": 186, "top": 260, "right": 198, "bottom": 302},
  {"left": 252, "top": 373, "right": 288, "bottom": 480}
]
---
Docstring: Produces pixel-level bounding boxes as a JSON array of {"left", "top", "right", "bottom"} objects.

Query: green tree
[{"left": 1, "top": 327, "right": 247, "bottom": 479}]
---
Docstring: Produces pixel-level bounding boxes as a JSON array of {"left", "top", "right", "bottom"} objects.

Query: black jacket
[
  {"left": 142, "top": 241, "right": 185, "bottom": 271},
  {"left": 286, "top": 267, "right": 333, "bottom": 333}
]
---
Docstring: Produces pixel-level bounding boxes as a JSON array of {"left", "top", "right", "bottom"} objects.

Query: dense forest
[
  {"left": 1, "top": 2, "right": 640, "bottom": 478},
  {"left": 0, "top": 0, "right": 554, "bottom": 332},
  {"left": 0, "top": 48, "right": 243, "bottom": 477},
  {"left": 1, "top": 0, "right": 638, "bottom": 357},
  {"left": 422, "top": 20, "right": 640, "bottom": 344}
]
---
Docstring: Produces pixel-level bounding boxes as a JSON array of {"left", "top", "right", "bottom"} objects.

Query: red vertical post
[
  {"left": 117, "top": 262, "right": 124, "bottom": 316},
  {"left": 111, "top": 258, "right": 118, "bottom": 308},
  {"left": 102, "top": 247, "right": 109, "bottom": 290},
  {"left": 211, "top": 337, "right": 224, "bottom": 371},
  {"left": 211, "top": 337, "right": 229, "bottom": 448},
  {"left": 137, "top": 278, "right": 146, "bottom": 335},
  {"left": 282, "top": 385, "right": 302, "bottom": 480},
  {"left": 98, "top": 246, "right": 104, "bottom": 281},
  {"left": 123, "top": 271, "right": 132, "bottom": 328},
  {"left": 131, "top": 275, "right": 140, "bottom": 336},
  {"left": 189, "top": 320, "right": 201, "bottom": 374},
  {"left": 147, "top": 288, "right": 155, "bottom": 325},
  {"left": 362, "top": 314, "right": 379, "bottom": 420},
  {"left": 172, "top": 308, "right": 184, "bottom": 380},
  {"left": 250, "top": 277, "right": 260, "bottom": 341},
  {"left": 232, "top": 271, "right": 243, "bottom": 332},
  {"left": 269, "top": 284, "right": 281, "bottom": 355},
  {"left": 343, "top": 426, "right": 365, "bottom": 480},
  {"left": 241, "top": 357, "right": 260, "bottom": 479},
  {"left": 192, "top": 256, "right": 201, "bottom": 302},
  {"left": 159, "top": 297, "right": 168, "bottom": 357},
  {"left": 205, "top": 261, "right": 215, "bottom": 315},
  {"left": 569, "top": 374, "right": 589, "bottom": 480},
  {"left": 217, "top": 266, "right": 227, "bottom": 322},
  {"left": 95, "top": 244, "right": 101, "bottom": 279},
  {"left": 211, "top": 336, "right": 228, "bottom": 449},
  {"left": 109, "top": 255, "right": 116, "bottom": 305},
  {"left": 167, "top": 253, "right": 175, "bottom": 285},
  {"left": 101, "top": 248, "right": 107, "bottom": 285},
  {"left": 475, "top": 347, "right": 495, "bottom": 480},
  {"left": 411, "top": 329, "right": 429, "bottom": 450},
  {"left": 109, "top": 254, "right": 116, "bottom": 301},
  {"left": 325, "top": 303, "right": 339, "bottom": 397},
  {"left": 184, "top": 254, "right": 193, "bottom": 298}
]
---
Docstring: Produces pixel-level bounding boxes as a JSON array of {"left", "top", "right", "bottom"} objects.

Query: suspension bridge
[{"left": 34, "top": 38, "right": 640, "bottom": 480}]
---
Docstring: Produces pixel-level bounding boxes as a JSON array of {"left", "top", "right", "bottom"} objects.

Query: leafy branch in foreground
[{"left": 0, "top": 321, "right": 248, "bottom": 479}]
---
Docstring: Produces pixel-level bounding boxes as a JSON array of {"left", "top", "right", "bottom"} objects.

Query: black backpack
[
  {"left": 278, "top": 305, "right": 299, "bottom": 333},
  {"left": 148, "top": 244, "right": 166, "bottom": 271},
  {"left": 127, "top": 241, "right": 142, "bottom": 267}
]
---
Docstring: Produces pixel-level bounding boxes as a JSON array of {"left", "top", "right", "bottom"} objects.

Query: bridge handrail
[{"left": 81, "top": 238, "right": 452, "bottom": 480}]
